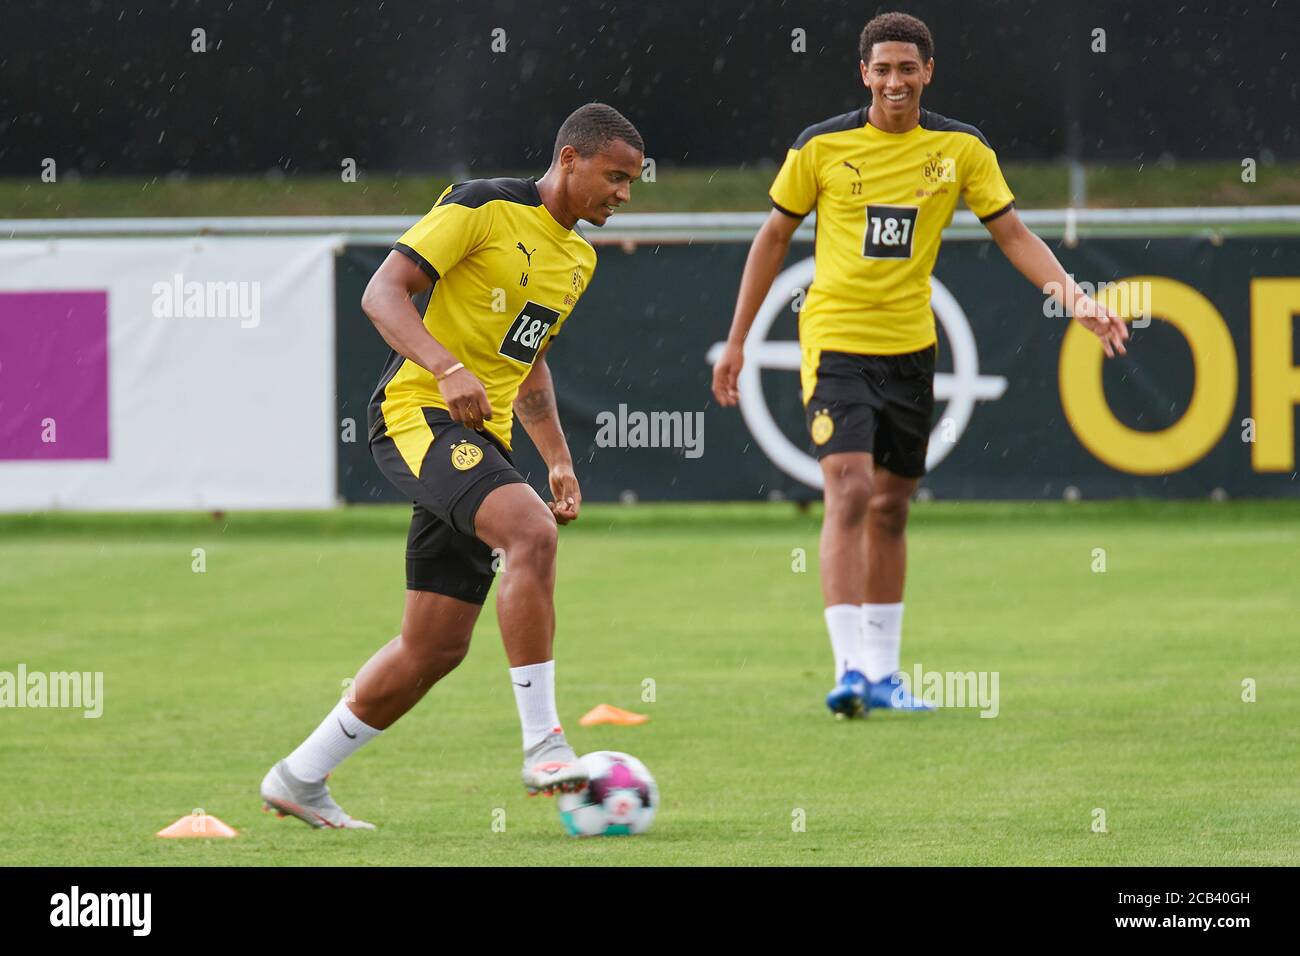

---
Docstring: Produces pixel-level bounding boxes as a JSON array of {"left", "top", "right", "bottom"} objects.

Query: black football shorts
[
  {"left": 370, "top": 407, "right": 527, "bottom": 604},
  {"left": 803, "top": 343, "right": 938, "bottom": 478}
]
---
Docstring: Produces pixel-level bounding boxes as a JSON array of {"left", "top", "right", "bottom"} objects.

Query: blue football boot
[
  {"left": 825, "top": 669, "right": 870, "bottom": 719},
  {"left": 867, "top": 673, "right": 935, "bottom": 711}
]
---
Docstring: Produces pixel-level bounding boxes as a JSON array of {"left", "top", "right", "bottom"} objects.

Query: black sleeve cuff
[
  {"left": 393, "top": 242, "right": 440, "bottom": 282},
  {"left": 770, "top": 198, "right": 810, "bottom": 220},
  {"left": 978, "top": 200, "right": 1016, "bottom": 224}
]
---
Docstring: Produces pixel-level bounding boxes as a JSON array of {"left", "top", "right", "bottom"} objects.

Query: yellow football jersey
[
  {"left": 368, "top": 177, "right": 597, "bottom": 467},
  {"left": 770, "top": 106, "right": 1015, "bottom": 357}
]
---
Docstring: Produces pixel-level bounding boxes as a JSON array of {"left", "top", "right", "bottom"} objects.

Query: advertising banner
[
  {"left": 0, "top": 237, "right": 340, "bottom": 510},
  {"left": 339, "top": 235, "right": 1300, "bottom": 502}
]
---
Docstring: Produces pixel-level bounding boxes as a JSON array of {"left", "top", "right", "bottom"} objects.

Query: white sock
[
  {"left": 861, "top": 602, "right": 904, "bottom": 682},
  {"left": 284, "top": 698, "right": 383, "bottom": 783},
  {"left": 510, "top": 660, "right": 560, "bottom": 750},
  {"left": 824, "top": 604, "right": 866, "bottom": 681}
]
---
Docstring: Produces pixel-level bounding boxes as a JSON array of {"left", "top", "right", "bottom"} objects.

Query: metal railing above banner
[{"left": 4, "top": 207, "right": 1300, "bottom": 244}]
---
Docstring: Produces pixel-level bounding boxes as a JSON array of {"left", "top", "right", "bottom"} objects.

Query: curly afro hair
[{"left": 859, "top": 12, "right": 934, "bottom": 64}]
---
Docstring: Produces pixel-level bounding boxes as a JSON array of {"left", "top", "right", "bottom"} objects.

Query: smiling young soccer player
[
  {"left": 712, "top": 12, "right": 1129, "bottom": 718},
  {"left": 260, "top": 104, "right": 644, "bottom": 827}
]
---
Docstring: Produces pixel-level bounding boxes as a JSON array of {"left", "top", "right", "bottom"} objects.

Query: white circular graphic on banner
[{"left": 707, "top": 256, "right": 1007, "bottom": 489}]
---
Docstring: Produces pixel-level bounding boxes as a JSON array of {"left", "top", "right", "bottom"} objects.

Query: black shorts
[
  {"left": 803, "top": 344, "right": 937, "bottom": 478},
  {"left": 370, "top": 407, "right": 528, "bottom": 604}
]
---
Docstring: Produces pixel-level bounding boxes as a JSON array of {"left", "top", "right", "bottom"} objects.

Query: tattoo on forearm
[{"left": 515, "top": 385, "right": 557, "bottom": 425}]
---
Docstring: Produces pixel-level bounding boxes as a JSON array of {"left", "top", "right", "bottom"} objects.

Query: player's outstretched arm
[
  {"left": 984, "top": 209, "right": 1129, "bottom": 359},
  {"left": 712, "top": 208, "right": 803, "bottom": 406},
  {"left": 361, "top": 250, "right": 495, "bottom": 428},
  {"left": 514, "top": 346, "right": 580, "bottom": 524}
]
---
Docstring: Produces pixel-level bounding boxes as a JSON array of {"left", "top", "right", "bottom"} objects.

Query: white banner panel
[{"left": 0, "top": 236, "right": 340, "bottom": 510}]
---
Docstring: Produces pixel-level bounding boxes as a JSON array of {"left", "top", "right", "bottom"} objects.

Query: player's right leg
[
  {"left": 819, "top": 451, "right": 874, "bottom": 717},
  {"left": 805, "top": 351, "right": 879, "bottom": 717},
  {"left": 473, "top": 482, "right": 587, "bottom": 796},
  {"left": 262, "top": 408, "right": 511, "bottom": 828},
  {"left": 260, "top": 589, "right": 481, "bottom": 829},
  {"left": 349, "top": 589, "right": 481, "bottom": 731}
]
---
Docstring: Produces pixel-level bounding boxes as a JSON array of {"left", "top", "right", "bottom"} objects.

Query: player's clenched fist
[
  {"left": 547, "top": 462, "right": 582, "bottom": 524},
  {"left": 438, "top": 367, "right": 494, "bottom": 431},
  {"left": 711, "top": 341, "right": 744, "bottom": 407}
]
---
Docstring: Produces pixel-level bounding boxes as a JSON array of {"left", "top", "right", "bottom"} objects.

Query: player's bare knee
[
  {"left": 825, "top": 473, "right": 874, "bottom": 525},
  {"left": 403, "top": 627, "right": 471, "bottom": 681},
  {"left": 435, "top": 636, "right": 472, "bottom": 676},
  {"left": 504, "top": 513, "right": 558, "bottom": 569},
  {"left": 868, "top": 492, "right": 910, "bottom": 536}
]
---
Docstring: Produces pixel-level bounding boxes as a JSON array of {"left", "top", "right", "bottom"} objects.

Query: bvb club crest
[
  {"left": 450, "top": 440, "right": 484, "bottom": 471},
  {"left": 810, "top": 409, "right": 834, "bottom": 446},
  {"left": 923, "top": 152, "right": 956, "bottom": 185}
]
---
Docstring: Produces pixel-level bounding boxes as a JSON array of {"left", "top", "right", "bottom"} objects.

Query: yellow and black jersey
[
  {"left": 368, "top": 177, "right": 597, "bottom": 465},
  {"left": 770, "top": 106, "right": 1015, "bottom": 364}
]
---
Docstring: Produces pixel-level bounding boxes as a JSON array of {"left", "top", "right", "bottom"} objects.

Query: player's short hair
[
  {"left": 552, "top": 103, "right": 644, "bottom": 164},
  {"left": 859, "top": 12, "right": 934, "bottom": 64}
]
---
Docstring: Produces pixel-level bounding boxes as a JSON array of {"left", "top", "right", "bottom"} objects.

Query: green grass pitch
[{"left": 1, "top": 501, "right": 1297, "bottom": 866}]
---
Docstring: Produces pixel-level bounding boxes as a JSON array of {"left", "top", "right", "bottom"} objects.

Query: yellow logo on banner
[
  {"left": 1059, "top": 276, "right": 1235, "bottom": 475},
  {"left": 811, "top": 409, "right": 834, "bottom": 446},
  {"left": 450, "top": 441, "right": 484, "bottom": 471}
]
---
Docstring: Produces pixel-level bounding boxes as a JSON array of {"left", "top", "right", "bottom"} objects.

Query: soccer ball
[{"left": 556, "top": 751, "right": 658, "bottom": 837}]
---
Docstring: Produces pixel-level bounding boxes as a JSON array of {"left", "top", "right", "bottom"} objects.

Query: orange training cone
[
  {"left": 157, "top": 812, "right": 238, "bottom": 838},
  {"left": 579, "top": 704, "right": 649, "bottom": 727}
]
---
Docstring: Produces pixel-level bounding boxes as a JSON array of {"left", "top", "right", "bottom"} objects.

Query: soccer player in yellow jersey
[
  {"left": 261, "top": 104, "right": 644, "bottom": 827},
  {"left": 713, "top": 13, "right": 1129, "bottom": 717}
]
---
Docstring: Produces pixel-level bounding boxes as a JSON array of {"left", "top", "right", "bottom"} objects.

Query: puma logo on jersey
[
  {"left": 842, "top": 160, "right": 862, "bottom": 176},
  {"left": 516, "top": 242, "right": 536, "bottom": 266}
]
